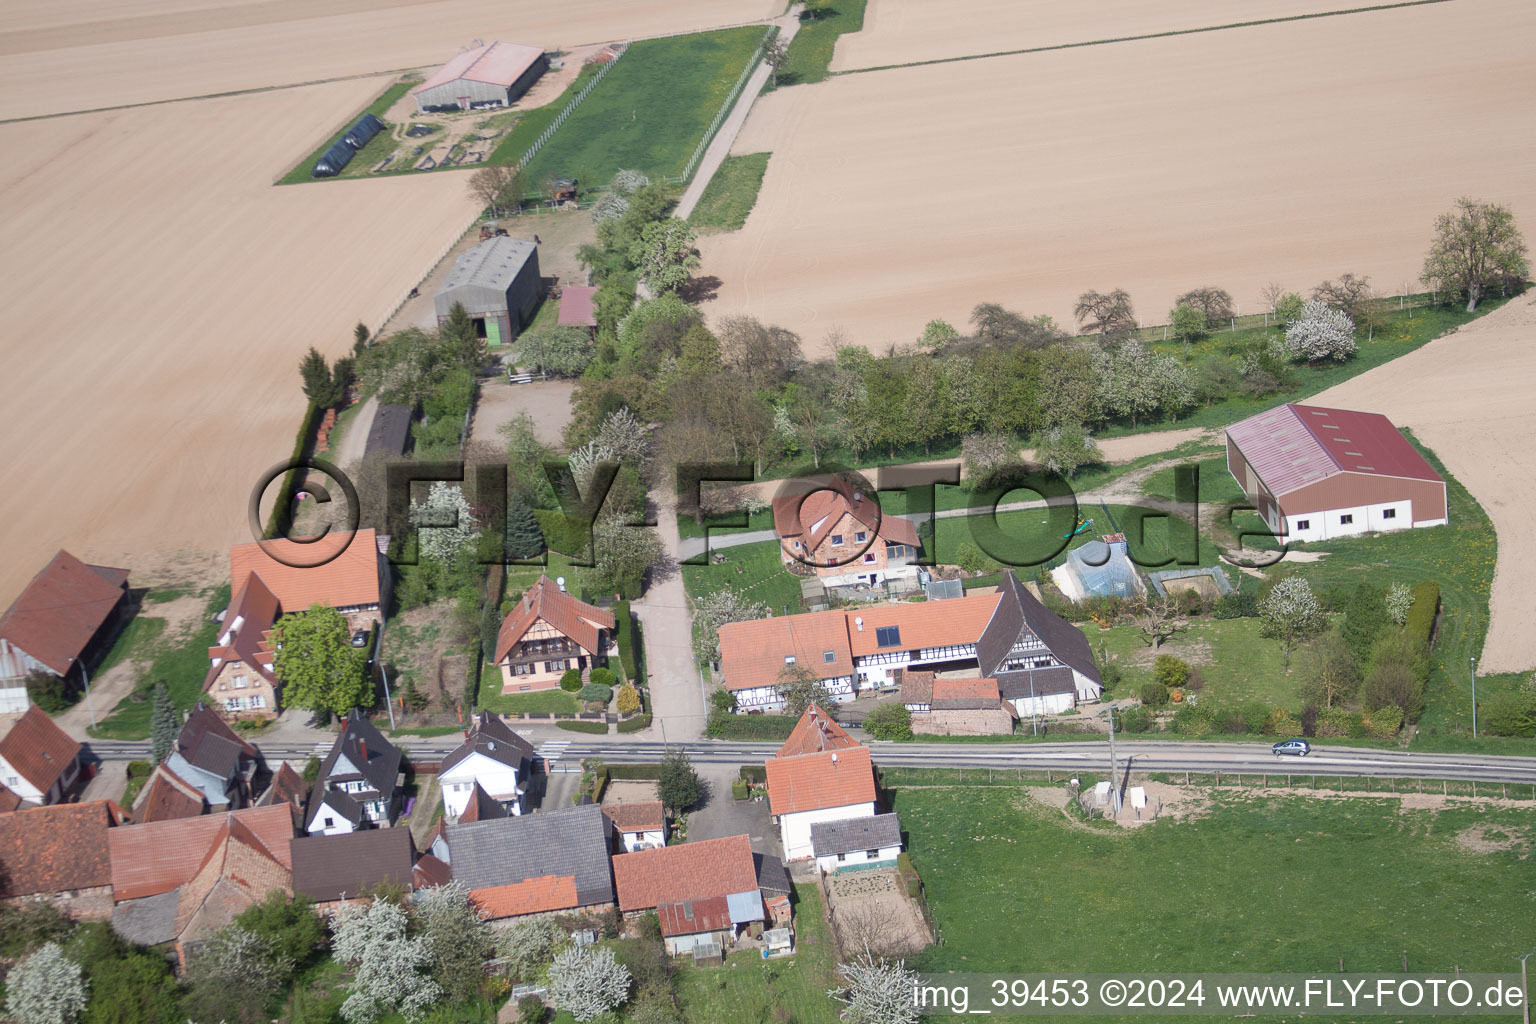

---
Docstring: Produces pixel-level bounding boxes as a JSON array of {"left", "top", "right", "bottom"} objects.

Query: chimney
[{"left": 360, "top": 739, "right": 368, "bottom": 761}]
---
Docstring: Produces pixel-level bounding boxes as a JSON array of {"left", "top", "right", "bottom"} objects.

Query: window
[
  {"left": 1383, "top": 508, "right": 1397, "bottom": 519},
  {"left": 875, "top": 625, "right": 902, "bottom": 648},
  {"left": 793, "top": 540, "right": 802, "bottom": 550},
  {"left": 5, "top": 776, "right": 17, "bottom": 788},
  {"left": 836, "top": 853, "right": 847, "bottom": 862},
  {"left": 1296, "top": 519, "right": 1310, "bottom": 530},
  {"left": 830, "top": 534, "right": 843, "bottom": 545},
  {"left": 855, "top": 531, "right": 867, "bottom": 543},
  {"left": 784, "top": 655, "right": 797, "bottom": 665},
  {"left": 233, "top": 674, "right": 247, "bottom": 689},
  {"left": 866, "top": 849, "right": 880, "bottom": 858},
  {"left": 323, "top": 816, "right": 334, "bottom": 828},
  {"left": 863, "top": 553, "right": 876, "bottom": 563},
  {"left": 519, "top": 684, "right": 531, "bottom": 692},
  {"left": 252, "top": 696, "right": 266, "bottom": 709},
  {"left": 1340, "top": 514, "right": 1354, "bottom": 525},
  {"left": 823, "top": 650, "right": 836, "bottom": 663}
]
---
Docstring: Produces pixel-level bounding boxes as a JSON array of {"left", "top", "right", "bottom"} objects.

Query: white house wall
[
  {"left": 0, "top": 754, "right": 45, "bottom": 803},
  {"left": 440, "top": 753, "right": 523, "bottom": 818},
  {"left": 815, "top": 842, "right": 903, "bottom": 874},
  {"left": 779, "top": 802, "right": 875, "bottom": 861},
  {"left": 1009, "top": 692, "right": 1074, "bottom": 718},
  {"left": 1283, "top": 498, "right": 1417, "bottom": 544}
]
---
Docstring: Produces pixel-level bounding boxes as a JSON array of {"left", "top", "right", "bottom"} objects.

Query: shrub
[
  {"left": 1170, "top": 700, "right": 1218, "bottom": 736},
  {"left": 1315, "top": 706, "right": 1366, "bottom": 738},
  {"left": 557, "top": 720, "right": 608, "bottom": 734},
  {"left": 589, "top": 667, "right": 617, "bottom": 688},
  {"left": 738, "top": 765, "right": 767, "bottom": 784},
  {"left": 731, "top": 779, "right": 750, "bottom": 801},
  {"left": 559, "top": 669, "right": 583, "bottom": 692},
  {"left": 1152, "top": 655, "right": 1190, "bottom": 689},
  {"left": 1404, "top": 581, "right": 1440, "bottom": 650},
  {"left": 1264, "top": 707, "right": 1301, "bottom": 736},
  {"left": 616, "top": 713, "right": 651, "bottom": 733},
  {"left": 1117, "top": 706, "right": 1152, "bottom": 733},
  {"left": 1364, "top": 705, "right": 1404, "bottom": 739},
  {"left": 518, "top": 995, "right": 547, "bottom": 1023},
  {"left": 1483, "top": 685, "right": 1536, "bottom": 737},
  {"left": 1139, "top": 682, "right": 1170, "bottom": 707},
  {"left": 1213, "top": 591, "right": 1258, "bottom": 619},
  {"left": 578, "top": 683, "right": 613, "bottom": 704},
  {"left": 1184, "top": 667, "right": 1205, "bottom": 692},
  {"left": 863, "top": 701, "right": 913, "bottom": 741},
  {"left": 1098, "top": 660, "right": 1124, "bottom": 694},
  {"left": 616, "top": 683, "right": 642, "bottom": 715}
]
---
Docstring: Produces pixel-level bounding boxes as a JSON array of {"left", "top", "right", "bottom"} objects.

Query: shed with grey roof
[
  {"left": 364, "top": 403, "right": 414, "bottom": 459},
  {"left": 810, "top": 813, "right": 903, "bottom": 858},
  {"left": 433, "top": 236, "right": 541, "bottom": 349},
  {"left": 445, "top": 803, "right": 615, "bottom": 909}
]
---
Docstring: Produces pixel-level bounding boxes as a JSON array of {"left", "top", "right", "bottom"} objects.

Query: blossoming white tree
[
  {"left": 5, "top": 943, "right": 87, "bottom": 1024},
  {"left": 1284, "top": 300, "right": 1357, "bottom": 363},
  {"left": 409, "top": 481, "right": 478, "bottom": 562},
  {"left": 1259, "top": 576, "right": 1328, "bottom": 666},
  {"left": 332, "top": 898, "right": 440, "bottom": 1024},
  {"left": 548, "top": 945, "right": 631, "bottom": 1022},
  {"left": 828, "top": 951, "right": 922, "bottom": 1024}
]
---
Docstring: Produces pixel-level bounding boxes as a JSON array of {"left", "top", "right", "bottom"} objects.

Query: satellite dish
[{"left": 557, "top": 576, "right": 567, "bottom": 592}]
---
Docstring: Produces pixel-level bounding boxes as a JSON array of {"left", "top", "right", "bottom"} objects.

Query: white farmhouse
[
  {"left": 305, "top": 710, "right": 402, "bottom": 836},
  {"left": 765, "top": 706, "right": 877, "bottom": 861},
  {"left": 439, "top": 711, "right": 534, "bottom": 820}
]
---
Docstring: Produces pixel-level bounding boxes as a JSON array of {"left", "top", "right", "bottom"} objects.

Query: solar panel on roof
[{"left": 875, "top": 625, "right": 901, "bottom": 648}]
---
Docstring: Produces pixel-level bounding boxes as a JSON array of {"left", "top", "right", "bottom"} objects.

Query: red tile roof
[
  {"left": 413, "top": 41, "right": 545, "bottom": 93},
  {"left": 0, "top": 705, "right": 83, "bottom": 794},
  {"left": 131, "top": 764, "right": 206, "bottom": 823},
  {"left": 0, "top": 550, "right": 128, "bottom": 676},
  {"left": 493, "top": 576, "right": 614, "bottom": 663},
  {"left": 897, "top": 669, "right": 934, "bottom": 705},
  {"left": 612, "top": 835, "right": 757, "bottom": 911},
  {"left": 203, "top": 574, "right": 279, "bottom": 691},
  {"left": 0, "top": 784, "right": 19, "bottom": 813},
  {"left": 0, "top": 800, "right": 125, "bottom": 897},
  {"left": 469, "top": 874, "right": 580, "bottom": 918},
  {"left": 772, "top": 478, "right": 920, "bottom": 559},
  {"left": 776, "top": 705, "right": 858, "bottom": 758},
  {"left": 600, "top": 800, "right": 664, "bottom": 833},
  {"left": 1226, "top": 403, "right": 1444, "bottom": 496},
  {"left": 227, "top": 529, "right": 381, "bottom": 614},
  {"left": 109, "top": 805, "right": 294, "bottom": 901},
  {"left": 557, "top": 286, "right": 598, "bottom": 327},
  {"left": 717, "top": 592, "right": 1003, "bottom": 693},
  {"left": 412, "top": 852, "right": 452, "bottom": 890},
  {"left": 766, "top": 746, "right": 876, "bottom": 816},
  {"left": 932, "top": 677, "right": 999, "bottom": 702},
  {"left": 657, "top": 895, "right": 733, "bottom": 938}
]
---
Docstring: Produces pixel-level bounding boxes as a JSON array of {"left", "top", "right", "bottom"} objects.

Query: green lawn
[
  {"left": 1095, "top": 616, "right": 1299, "bottom": 709},
  {"left": 475, "top": 666, "right": 582, "bottom": 716},
  {"left": 89, "top": 586, "right": 229, "bottom": 740},
  {"left": 673, "top": 882, "right": 840, "bottom": 1023},
  {"left": 682, "top": 538, "right": 806, "bottom": 618},
  {"left": 900, "top": 785, "right": 1536, "bottom": 1022},
  {"left": 486, "top": 63, "right": 603, "bottom": 167},
  {"left": 689, "top": 151, "right": 770, "bottom": 232},
  {"left": 775, "top": 0, "right": 868, "bottom": 86},
  {"left": 522, "top": 27, "right": 768, "bottom": 187},
  {"left": 278, "top": 79, "right": 416, "bottom": 185}
]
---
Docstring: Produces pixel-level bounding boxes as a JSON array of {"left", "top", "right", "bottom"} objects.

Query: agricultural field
[
  {"left": 829, "top": 0, "right": 1406, "bottom": 71},
  {"left": 0, "top": 79, "right": 480, "bottom": 610},
  {"left": 0, "top": 0, "right": 780, "bottom": 120},
  {"left": 899, "top": 784, "right": 1536, "bottom": 1022},
  {"left": 703, "top": 0, "right": 1536, "bottom": 350}
]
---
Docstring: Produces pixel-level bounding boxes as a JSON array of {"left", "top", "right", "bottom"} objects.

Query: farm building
[
  {"left": 1051, "top": 533, "right": 1145, "bottom": 603},
  {"left": 363, "top": 403, "right": 413, "bottom": 459},
  {"left": 0, "top": 550, "right": 133, "bottom": 708},
  {"left": 557, "top": 285, "right": 598, "bottom": 328},
  {"left": 434, "top": 236, "right": 541, "bottom": 347},
  {"left": 1225, "top": 403, "right": 1448, "bottom": 544},
  {"left": 412, "top": 42, "right": 548, "bottom": 113}
]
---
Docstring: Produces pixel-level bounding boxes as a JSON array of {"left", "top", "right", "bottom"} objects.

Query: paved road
[
  {"left": 674, "top": 6, "right": 804, "bottom": 221},
  {"left": 633, "top": 491, "right": 712, "bottom": 740},
  {"left": 82, "top": 737, "right": 1536, "bottom": 785}
]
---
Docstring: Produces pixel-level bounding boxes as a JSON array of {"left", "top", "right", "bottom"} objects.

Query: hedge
[
  {"left": 560, "top": 669, "right": 582, "bottom": 692},
  {"left": 1405, "top": 581, "right": 1440, "bottom": 650},
  {"left": 731, "top": 779, "right": 750, "bottom": 801},
  {"left": 479, "top": 563, "right": 505, "bottom": 661},
  {"left": 557, "top": 720, "right": 608, "bottom": 734},
  {"left": 705, "top": 710, "right": 797, "bottom": 740},
  {"left": 616, "top": 713, "right": 652, "bottom": 733},
  {"left": 615, "top": 600, "right": 644, "bottom": 686},
  {"left": 607, "top": 762, "right": 663, "bottom": 779},
  {"left": 464, "top": 640, "right": 483, "bottom": 710},
  {"left": 738, "top": 765, "right": 767, "bottom": 784},
  {"left": 589, "top": 668, "right": 617, "bottom": 688},
  {"left": 534, "top": 509, "right": 592, "bottom": 559},
  {"left": 263, "top": 402, "right": 323, "bottom": 539}
]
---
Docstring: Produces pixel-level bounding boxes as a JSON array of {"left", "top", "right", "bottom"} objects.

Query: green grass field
[
  {"left": 682, "top": 538, "right": 806, "bottom": 617},
  {"left": 522, "top": 27, "right": 768, "bottom": 187},
  {"left": 1096, "top": 616, "right": 1299, "bottom": 708},
  {"left": 900, "top": 785, "right": 1536, "bottom": 1023},
  {"left": 278, "top": 79, "right": 416, "bottom": 185},
  {"left": 89, "top": 586, "right": 229, "bottom": 740},
  {"left": 689, "top": 151, "right": 771, "bottom": 232},
  {"left": 775, "top": 0, "right": 868, "bottom": 86},
  {"left": 475, "top": 676, "right": 582, "bottom": 716}
]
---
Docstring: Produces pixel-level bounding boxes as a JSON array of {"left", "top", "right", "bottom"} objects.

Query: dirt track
[
  {"left": 0, "top": 0, "right": 781, "bottom": 120},
  {"left": 702, "top": 0, "right": 1536, "bottom": 352}
]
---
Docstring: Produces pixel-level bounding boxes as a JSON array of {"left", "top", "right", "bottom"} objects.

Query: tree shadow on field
[{"left": 678, "top": 275, "right": 721, "bottom": 304}]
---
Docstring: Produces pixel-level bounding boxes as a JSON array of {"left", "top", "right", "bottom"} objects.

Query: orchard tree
[
  {"left": 272, "top": 604, "right": 372, "bottom": 718},
  {"left": 467, "top": 165, "right": 514, "bottom": 217},
  {"left": 149, "top": 681, "right": 177, "bottom": 763},
  {"left": 5, "top": 943, "right": 87, "bottom": 1024},
  {"left": 1311, "top": 273, "right": 1375, "bottom": 321},
  {"left": 828, "top": 951, "right": 922, "bottom": 1024},
  {"left": 1169, "top": 302, "right": 1208, "bottom": 346},
  {"left": 1285, "top": 300, "right": 1357, "bottom": 363},
  {"left": 1259, "top": 577, "right": 1328, "bottom": 666},
  {"left": 333, "top": 898, "right": 440, "bottom": 1024},
  {"left": 1073, "top": 288, "right": 1137, "bottom": 340},
  {"left": 692, "top": 589, "right": 770, "bottom": 666},
  {"left": 1174, "top": 287, "right": 1234, "bottom": 323},
  {"left": 1031, "top": 423, "right": 1102, "bottom": 479},
  {"left": 1421, "top": 196, "right": 1529, "bottom": 311},
  {"left": 919, "top": 319, "right": 960, "bottom": 349},
  {"left": 717, "top": 315, "right": 803, "bottom": 390},
  {"left": 1273, "top": 291, "right": 1305, "bottom": 327},
  {"left": 593, "top": 406, "right": 651, "bottom": 466},
  {"left": 548, "top": 945, "right": 631, "bottom": 1022},
  {"left": 962, "top": 431, "right": 1018, "bottom": 482},
  {"left": 1149, "top": 355, "right": 1197, "bottom": 422},
  {"left": 1302, "top": 633, "right": 1360, "bottom": 710},
  {"left": 411, "top": 883, "right": 494, "bottom": 1005},
  {"left": 863, "top": 701, "right": 912, "bottom": 741},
  {"left": 182, "top": 926, "right": 292, "bottom": 1024},
  {"left": 1385, "top": 582, "right": 1413, "bottom": 626},
  {"left": 629, "top": 219, "right": 700, "bottom": 294},
  {"left": 761, "top": 37, "right": 790, "bottom": 87},
  {"left": 496, "top": 917, "right": 566, "bottom": 981},
  {"left": 584, "top": 514, "right": 664, "bottom": 599}
]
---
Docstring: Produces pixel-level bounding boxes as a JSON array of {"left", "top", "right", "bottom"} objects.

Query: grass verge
[
  {"left": 278, "top": 79, "right": 415, "bottom": 185},
  {"left": 689, "top": 152, "right": 770, "bottom": 232}
]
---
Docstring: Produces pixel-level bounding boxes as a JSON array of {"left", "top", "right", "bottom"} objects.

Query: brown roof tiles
[
  {"left": 765, "top": 746, "right": 876, "bottom": 817},
  {"left": 0, "top": 705, "right": 82, "bottom": 795},
  {"left": 600, "top": 800, "right": 664, "bottom": 833},
  {"left": 493, "top": 576, "right": 614, "bottom": 663},
  {"left": 0, "top": 800, "right": 125, "bottom": 897},
  {"left": 612, "top": 835, "right": 757, "bottom": 911},
  {"left": 775, "top": 705, "right": 858, "bottom": 758},
  {"left": 227, "top": 529, "right": 381, "bottom": 614},
  {"left": 109, "top": 804, "right": 294, "bottom": 901},
  {"left": 0, "top": 550, "right": 129, "bottom": 676},
  {"left": 130, "top": 764, "right": 206, "bottom": 823}
]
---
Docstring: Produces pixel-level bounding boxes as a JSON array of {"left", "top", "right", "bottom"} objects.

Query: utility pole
[
  {"left": 1106, "top": 705, "right": 1120, "bottom": 814},
  {"left": 1470, "top": 656, "right": 1479, "bottom": 739},
  {"left": 1029, "top": 675, "right": 1039, "bottom": 736},
  {"left": 70, "top": 658, "right": 97, "bottom": 729},
  {"left": 1515, "top": 950, "right": 1533, "bottom": 1024}
]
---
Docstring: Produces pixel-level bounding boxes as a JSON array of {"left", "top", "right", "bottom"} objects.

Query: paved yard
[{"left": 686, "top": 766, "right": 777, "bottom": 855}]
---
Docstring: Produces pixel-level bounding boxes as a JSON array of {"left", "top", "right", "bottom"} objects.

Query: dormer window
[
  {"left": 784, "top": 655, "right": 796, "bottom": 665},
  {"left": 823, "top": 650, "right": 835, "bottom": 663}
]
